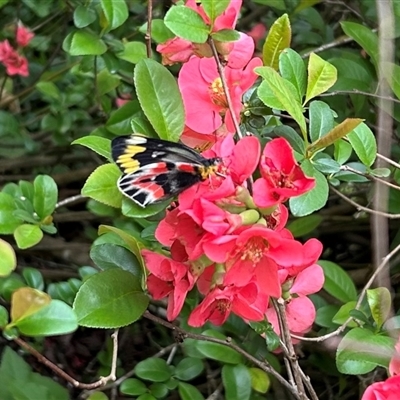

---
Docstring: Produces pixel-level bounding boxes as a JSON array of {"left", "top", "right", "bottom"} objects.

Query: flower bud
[{"left": 239, "top": 209, "right": 260, "bottom": 225}]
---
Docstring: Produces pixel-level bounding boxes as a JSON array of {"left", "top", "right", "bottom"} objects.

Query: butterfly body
[{"left": 112, "top": 134, "right": 221, "bottom": 207}]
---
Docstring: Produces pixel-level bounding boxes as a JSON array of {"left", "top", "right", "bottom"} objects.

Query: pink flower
[
  {"left": 361, "top": 375, "right": 400, "bottom": 400},
  {"left": 247, "top": 23, "right": 267, "bottom": 45},
  {"left": 188, "top": 280, "right": 268, "bottom": 327},
  {"left": 16, "top": 24, "right": 34, "bottom": 47},
  {"left": 157, "top": 37, "right": 194, "bottom": 66},
  {"left": 142, "top": 250, "right": 195, "bottom": 321},
  {"left": 0, "top": 40, "right": 29, "bottom": 77},
  {"left": 253, "top": 138, "right": 315, "bottom": 207},
  {"left": 178, "top": 54, "right": 262, "bottom": 134},
  {"left": 389, "top": 336, "right": 400, "bottom": 376}
]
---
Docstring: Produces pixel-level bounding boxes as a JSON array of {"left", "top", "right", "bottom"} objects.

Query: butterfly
[{"left": 111, "top": 134, "right": 222, "bottom": 207}]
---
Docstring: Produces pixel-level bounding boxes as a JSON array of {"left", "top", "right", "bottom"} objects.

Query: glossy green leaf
[
  {"left": 312, "top": 153, "right": 341, "bottom": 174},
  {"left": 211, "top": 29, "right": 240, "bottom": 42},
  {"left": 73, "top": 269, "right": 149, "bottom": 328},
  {"left": 315, "top": 304, "right": 341, "bottom": 328},
  {"left": 22, "top": 267, "right": 44, "bottom": 291},
  {"left": 202, "top": 0, "right": 230, "bottom": 22},
  {"left": 367, "top": 287, "right": 391, "bottom": 330},
  {"left": 106, "top": 100, "right": 141, "bottom": 135},
  {"left": 82, "top": 164, "right": 122, "bottom": 208},
  {"left": 256, "top": 67, "right": 306, "bottom": 135},
  {"left": 175, "top": 357, "right": 204, "bottom": 381},
  {"left": 122, "top": 197, "right": 170, "bottom": 219},
  {"left": 249, "top": 368, "right": 270, "bottom": 394},
  {"left": 319, "top": 260, "right": 357, "bottom": 302},
  {"left": 336, "top": 328, "right": 394, "bottom": 374},
  {"left": 347, "top": 122, "right": 377, "bottom": 167},
  {"left": 332, "top": 301, "right": 358, "bottom": 326},
  {"left": 340, "top": 21, "right": 379, "bottom": 65},
  {"left": 135, "top": 358, "right": 172, "bottom": 382},
  {"left": 222, "top": 364, "right": 251, "bottom": 400},
  {"left": 66, "top": 30, "right": 107, "bottom": 56},
  {"left": 73, "top": 5, "right": 97, "bottom": 28},
  {"left": 120, "top": 378, "right": 147, "bottom": 396},
  {"left": 309, "top": 100, "right": 335, "bottom": 142},
  {"left": 0, "top": 193, "right": 23, "bottom": 234},
  {"left": 178, "top": 382, "right": 204, "bottom": 400},
  {"left": 139, "top": 19, "right": 175, "bottom": 44},
  {"left": 0, "top": 111, "right": 19, "bottom": 136},
  {"left": 134, "top": 59, "right": 185, "bottom": 141},
  {"left": 13, "top": 224, "right": 43, "bottom": 249},
  {"left": 36, "top": 81, "right": 61, "bottom": 100},
  {"left": 100, "top": 0, "right": 128, "bottom": 31},
  {"left": 273, "top": 125, "right": 305, "bottom": 154},
  {"left": 90, "top": 243, "right": 141, "bottom": 276},
  {"left": 195, "top": 330, "right": 243, "bottom": 364},
  {"left": 279, "top": 48, "right": 306, "bottom": 102},
  {"left": 164, "top": 5, "right": 209, "bottom": 43},
  {"left": 0, "top": 239, "right": 16, "bottom": 277},
  {"left": 289, "top": 160, "right": 328, "bottom": 216},
  {"left": 117, "top": 41, "right": 147, "bottom": 64},
  {"left": 72, "top": 136, "right": 111, "bottom": 160},
  {"left": 287, "top": 215, "right": 323, "bottom": 237},
  {"left": 33, "top": 175, "right": 58, "bottom": 219},
  {"left": 97, "top": 69, "right": 121, "bottom": 96},
  {"left": 262, "top": 14, "right": 291, "bottom": 70},
  {"left": 334, "top": 139, "right": 352, "bottom": 165},
  {"left": 0, "top": 306, "right": 8, "bottom": 328},
  {"left": 305, "top": 53, "right": 337, "bottom": 104}
]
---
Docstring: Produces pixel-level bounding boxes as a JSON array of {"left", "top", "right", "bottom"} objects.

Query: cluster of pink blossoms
[
  {"left": 142, "top": 0, "right": 324, "bottom": 337},
  {"left": 0, "top": 23, "right": 34, "bottom": 77}
]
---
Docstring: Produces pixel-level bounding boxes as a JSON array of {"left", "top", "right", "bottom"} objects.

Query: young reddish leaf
[
  {"left": 347, "top": 122, "right": 377, "bottom": 167},
  {"left": 10, "top": 287, "right": 50, "bottom": 324},
  {"left": 305, "top": 53, "right": 337, "bottom": 104},
  {"left": 82, "top": 164, "right": 122, "bottom": 208},
  {"left": 164, "top": 5, "right": 209, "bottom": 43},
  {"left": 262, "top": 13, "right": 291, "bottom": 70},
  {"left": 13, "top": 224, "right": 43, "bottom": 249},
  {"left": 0, "top": 238, "right": 16, "bottom": 277},
  {"left": 367, "top": 287, "right": 391, "bottom": 330},
  {"left": 72, "top": 136, "right": 111, "bottom": 160},
  {"left": 73, "top": 269, "right": 149, "bottom": 328},
  {"left": 134, "top": 59, "right": 185, "bottom": 142},
  {"left": 307, "top": 118, "right": 364, "bottom": 155}
]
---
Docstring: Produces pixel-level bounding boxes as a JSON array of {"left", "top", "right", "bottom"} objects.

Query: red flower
[
  {"left": 142, "top": 250, "right": 195, "bottom": 321},
  {"left": 188, "top": 281, "right": 268, "bottom": 327},
  {"left": 157, "top": 37, "right": 194, "bottom": 66},
  {"left": 389, "top": 336, "right": 400, "bottom": 376},
  {"left": 0, "top": 40, "right": 29, "bottom": 77},
  {"left": 178, "top": 54, "right": 262, "bottom": 134},
  {"left": 253, "top": 138, "right": 315, "bottom": 207},
  {"left": 361, "top": 375, "right": 400, "bottom": 400},
  {"left": 16, "top": 24, "right": 34, "bottom": 47}
]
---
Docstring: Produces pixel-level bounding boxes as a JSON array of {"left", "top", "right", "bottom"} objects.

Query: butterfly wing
[{"left": 112, "top": 134, "right": 214, "bottom": 207}]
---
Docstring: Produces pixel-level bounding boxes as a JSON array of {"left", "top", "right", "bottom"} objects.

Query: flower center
[
  {"left": 240, "top": 237, "right": 268, "bottom": 264},
  {"left": 209, "top": 77, "right": 228, "bottom": 108},
  {"left": 216, "top": 298, "right": 231, "bottom": 314}
]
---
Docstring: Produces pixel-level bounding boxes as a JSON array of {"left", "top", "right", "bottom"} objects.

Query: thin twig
[
  {"left": 319, "top": 89, "right": 400, "bottom": 105},
  {"left": 0, "top": 75, "right": 7, "bottom": 101},
  {"left": 56, "top": 194, "right": 86, "bottom": 209},
  {"left": 377, "top": 152, "right": 400, "bottom": 170},
  {"left": 146, "top": 0, "right": 153, "bottom": 58}
]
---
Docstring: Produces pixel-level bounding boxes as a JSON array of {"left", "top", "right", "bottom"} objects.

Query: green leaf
[
  {"left": 312, "top": 153, "right": 341, "bottom": 174},
  {"left": 336, "top": 328, "right": 394, "bottom": 374},
  {"left": 175, "top": 357, "right": 204, "bottom": 381},
  {"left": 309, "top": 100, "right": 335, "bottom": 142},
  {"left": 97, "top": 69, "right": 121, "bottom": 96},
  {"left": 73, "top": 269, "right": 149, "bottom": 328},
  {"left": 202, "top": 0, "right": 230, "bottom": 23},
  {"left": 65, "top": 30, "right": 107, "bottom": 56},
  {"left": 122, "top": 197, "right": 170, "bottom": 219},
  {"left": 347, "top": 122, "right": 377, "bottom": 167},
  {"left": 305, "top": 53, "right": 337, "bottom": 104},
  {"left": 262, "top": 14, "right": 291, "bottom": 70},
  {"left": 100, "top": 0, "right": 128, "bottom": 31},
  {"left": 332, "top": 301, "right": 358, "bottom": 326},
  {"left": 195, "top": 330, "right": 243, "bottom": 364},
  {"left": 117, "top": 41, "right": 147, "bottom": 64},
  {"left": 120, "top": 378, "right": 148, "bottom": 396},
  {"left": 164, "top": 5, "right": 210, "bottom": 43},
  {"left": 287, "top": 215, "right": 323, "bottom": 237},
  {"left": 135, "top": 358, "right": 172, "bottom": 382},
  {"left": 256, "top": 67, "right": 306, "bottom": 135},
  {"left": 367, "top": 287, "right": 391, "bottom": 330},
  {"left": 0, "top": 306, "right": 8, "bottom": 328},
  {"left": 13, "top": 224, "right": 43, "bottom": 249},
  {"left": 36, "top": 81, "right": 61, "bottom": 101},
  {"left": 106, "top": 100, "right": 141, "bottom": 135},
  {"left": 12, "top": 299, "right": 78, "bottom": 336},
  {"left": 381, "top": 62, "right": 400, "bottom": 100},
  {"left": 315, "top": 305, "right": 340, "bottom": 328},
  {"left": 178, "top": 382, "right": 204, "bottom": 400},
  {"left": 134, "top": 59, "right": 185, "bottom": 141},
  {"left": 90, "top": 243, "right": 141, "bottom": 276},
  {"left": 273, "top": 125, "right": 305, "bottom": 154},
  {"left": 72, "top": 136, "right": 111, "bottom": 160},
  {"left": 0, "top": 111, "right": 19, "bottom": 137},
  {"left": 222, "top": 364, "right": 251, "bottom": 400},
  {"left": 340, "top": 21, "right": 379, "bottom": 65},
  {"left": 289, "top": 161, "right": 328, "bottom": 216},
  {"left": 139, "top": 19, "right": 175, "bottom": 44},
  {"left": 334, "top": 139, "right": 352, "bottom": 165},
  {"left": 211, "top": 29, "right": 240, "bottom": 42},
  {"left": 22, "top": 268, "right": 44, "bottom": 291},
  {"left": 0, "top": 239, "right": 16, "bottom": 277},
  {"left": 279, "top": 48, "right": 306, "bottom": 102},
  {"left": 249, "top": 368, "right": 270, "bottom": 394},
  {"left": 0, "top": 193, "right": 23, "bottom": 234},
  {"left": 33, "top": 175, "right": 58, "bottom": 219},
  {"left": 73, "top": 5, "right": 97, "bottom": 28},
  {"left": 82, "top": 164, "right": 122, "bottom": 208},
  {"left": 319, "top": 260, "right": 357, "bottom": 302}
]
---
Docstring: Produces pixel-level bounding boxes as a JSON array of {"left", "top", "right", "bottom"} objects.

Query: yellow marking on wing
[
  {"left": 120, "top": 159, "right": 141, "bottom": 174},
  {"left": 125, "top": 145, "right": 146, "bottom": 156}
]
